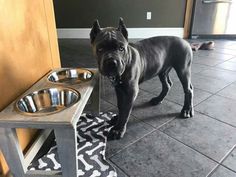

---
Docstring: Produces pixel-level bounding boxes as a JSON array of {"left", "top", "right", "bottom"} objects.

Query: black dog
[{"left": 90, "top": 18, "right": 194, "bottom": 140}]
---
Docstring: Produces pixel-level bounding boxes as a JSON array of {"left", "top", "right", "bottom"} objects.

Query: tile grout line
[
  {"left": 140, "top": 72, "right": 230, "bottom": 96},
  {"left": 140, "top": 82, "right": 236, "bottom": 130},
  {"left": 101, "top": 95, "right": 164, "bottom": 129},
  {"left": 130, "top": 110, "right": 177, "bottom": 130},
  {"left": 101, "top": 92, "right": 170, "bottom": 130},
  {"left": 108, "top": 118, "right": 176, "bottom": 159},
  {"left": 195, "top": 110, "right": 236, "bottom": 129},
  {"left": 192, "top": 59, "right": 226, "bottom": 67},
  {"left": 107, "top": 129, "right": 157, "bottom": 159},
  {"left": 192, "top": 80, "right": 236, "bottom": 129},
  {"left": 215, "top": 64, "right": 236, "bottom": 72},
  {"left": 104, "top": 100, "right": 160, "bottom": 130},
  {"left": 212, "top": 50, "right": 236, "bottom": 56},
  {"left": 108, "top": 117, "right": 236, "bottom": 177},
  {"left": 205, "top": 164, "right": 221, "bottom": 177},
  {"left": 196, "top": 54, "right": 235, "bottom": 62},
  {"left": 194, "top": 80, "right": 236, "bottom": 107},
  {"left": 206, "top": 144, "right": 236, "bottom": 177},
  {"left": 192, "top": 57, "right": 236, "bottom": 72},
  {"left": 196, "top": 54, "right": 235, "bottom": 61},
  {"left": 159, "top": 116, "right": 236, "bottom": 174},
  {"left": 159, "top": 130, "right": 222, "bottom": 164},
  {"left": 104, "top": 83, "right": 236, "bottom": 129},
  {"left": 102, "top": 82, "right": 236, "bottom": 163},
  {"left": 109, "top": 160, "right": 131, "bottom": 177},
  {"left": 191, "top": 74, "right": 234, "bottom": 87},
  {"left": 220, "top": 144, "right": 236, "bottom": 163},
  {"left": 220, "top": 164, "right": 236, "bottom": 174},
  {"left": 197, "top": 72, "right": 236, "bottom": 84},
  {"left": 189, "top": 76, "right": 236, "bottom": 128},
  {"left": 219, "top": 144, "right": 236, "bottom": 173}
]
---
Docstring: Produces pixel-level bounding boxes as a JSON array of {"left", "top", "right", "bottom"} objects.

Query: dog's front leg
[{"left": 108, "top": 83, "right": 138, "bottom": 140}]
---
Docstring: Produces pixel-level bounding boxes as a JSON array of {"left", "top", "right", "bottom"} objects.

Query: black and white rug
[{"left": 28, "top": 112, "right": 117, "bottom": 177}]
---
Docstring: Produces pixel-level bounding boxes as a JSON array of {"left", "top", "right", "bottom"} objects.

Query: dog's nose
[
  {"left": 104, "top": 59, "right": 118, "bottom": 69},
  {"left": 103, "top": 59, "right": 119, "bottom": 76}
]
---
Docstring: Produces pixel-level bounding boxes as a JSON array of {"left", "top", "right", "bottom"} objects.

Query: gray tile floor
[{"left": 59, "top": 39, "right": 236, "bottom": 177}]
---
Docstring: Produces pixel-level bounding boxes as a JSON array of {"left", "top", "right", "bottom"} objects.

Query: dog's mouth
[
  {"left": 108, "top": 75, "right": 115, "bottom": 80},
  {"left": 108, "top": 76, "right": 116, "bottom": 82},
  {"left": 100, "top": 59, "right": 125, "bottom": 77},
  {"left": 108, "top": 75, "right": 123, "bottom": 86}
]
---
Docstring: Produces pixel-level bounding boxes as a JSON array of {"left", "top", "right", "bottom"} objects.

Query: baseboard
[{"left": 57, "top": 28, "right": 184, "bottom": 39}]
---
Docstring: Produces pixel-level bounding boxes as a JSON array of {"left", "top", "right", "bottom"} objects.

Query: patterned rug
[{"left": 28, "top": 112, "right": 117, "bottom": 177}]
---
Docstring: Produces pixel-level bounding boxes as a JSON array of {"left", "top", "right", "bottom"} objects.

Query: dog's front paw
[
  {"left": 180, "top": 107, "right": 194, "bottom": 118},
  {"left": 108, "top": 115, "right": 119, "bottom": 126},
  {"left": 107, "top": 127, "right": 126, "bottom": 140},
  {"left": 149, "top": 97, "right": 163, "bottom": 105}
]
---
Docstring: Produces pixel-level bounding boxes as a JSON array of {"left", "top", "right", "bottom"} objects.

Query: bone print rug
[{"left": 28, "top": 112, "right": 117, "bottom": 177}]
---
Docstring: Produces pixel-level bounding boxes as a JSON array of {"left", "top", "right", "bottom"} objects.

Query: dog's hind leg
[
  {"left": 150, "top": 70, "right": 172, "bottom": 105},
  {"left": 175, "top": 67, "right": 194, "bottom": 118}
]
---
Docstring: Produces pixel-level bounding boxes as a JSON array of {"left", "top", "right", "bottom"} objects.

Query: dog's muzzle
[{"left": 102, "top": 59, "right": 120, "bottom": 76}]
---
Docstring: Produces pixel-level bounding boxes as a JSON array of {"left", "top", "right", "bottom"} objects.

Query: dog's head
[{"left": 90, "top": 18, "right": 129, "bottom": 78}]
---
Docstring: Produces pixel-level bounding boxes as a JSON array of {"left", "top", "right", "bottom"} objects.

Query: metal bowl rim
[
  {"left": 14, "top": 87, "right": 81, "bottom": 116},
  {"left": 47, "top": 68, "right": 94, "bottom": 85}
]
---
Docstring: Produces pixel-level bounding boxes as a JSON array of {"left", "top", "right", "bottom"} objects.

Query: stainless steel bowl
[
  {"left": 47, "top": 68, "right": 93, "bottom": 84},
  {"left": 16, "top": 87, "right": 80, "bottom": 116}
]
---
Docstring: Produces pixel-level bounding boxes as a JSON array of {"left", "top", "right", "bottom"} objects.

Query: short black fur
[{"left": 90, "top": 19, "right": 194, "bottom": 140}]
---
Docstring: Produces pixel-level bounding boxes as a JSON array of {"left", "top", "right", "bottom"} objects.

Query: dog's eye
[
  {"left": 119, "top": 46, "right": 125, "bottom": 51},
  {"left": 97, "top": 48, "right": 103, "bottom": 53}
]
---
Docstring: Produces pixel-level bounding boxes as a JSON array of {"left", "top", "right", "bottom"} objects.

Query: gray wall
[{"left": 53, "top": 0, "right": 186, "bottom": 28}]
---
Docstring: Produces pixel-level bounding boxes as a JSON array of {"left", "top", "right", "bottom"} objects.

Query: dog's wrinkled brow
[
  {"left": 95, "top": 28, "right": 126, "bottom": 44},
  {"left": 102, "top": 30, "right": 118, "bottom": 41},
  {"left": 104, "top": 31, "right": 115, "bottom": 40}
]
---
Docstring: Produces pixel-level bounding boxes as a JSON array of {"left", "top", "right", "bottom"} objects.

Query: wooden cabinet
[{"left": 0, "top": 0, "right": 60, "bottom": 175}]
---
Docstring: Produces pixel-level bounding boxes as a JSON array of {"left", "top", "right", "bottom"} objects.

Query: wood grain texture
[
  {"left": 24, "top": 130, "right": 52, "bottom": 168},
  {"left": 54, "top": 128, "right": 78, "bottom": 177},
  {"left": 184, "top": 0, "right": 194, "bottom": 38},
  {"left": 43, "top": 0, "right": 61, "bottom": 68},
  {"left": 26, "top": 170, "right": 61, "bottom": 177},
  {"left": 0, "top": 155, "right": 8, "bottom": 176},
  {"left": 0, "top": 128, "right": 26, "bottom": 177},
  {"left": 0, "top": 0, "right": 60, "bottom": 175},
  {"left": 86, "top": 74, "right": 101, "bottom": 116},
  {"left": 0, "top": 0, "right": 59, "bottom": 111}
]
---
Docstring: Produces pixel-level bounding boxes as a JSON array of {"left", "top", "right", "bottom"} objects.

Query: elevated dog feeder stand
[{"left": 0, "top": 68, "right": 100, "bottom": 177}]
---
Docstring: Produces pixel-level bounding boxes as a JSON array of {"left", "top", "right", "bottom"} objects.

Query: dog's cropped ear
[
  {"left": 90, "top": 20, "right": 101, "bottom": 44},
  {"left": 118, "top": 17, "right": 128, "bottom": 40}
]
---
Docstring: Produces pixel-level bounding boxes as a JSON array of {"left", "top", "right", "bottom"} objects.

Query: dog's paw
[
  {"left": 107, "top": 127, "right": 126, "bottom": 140},
  {"left": 149, "top": 97, "right": 163, "bottom": 105},
  {"left": 180, "top": 107, "right": 194, "bottom": 118},
  {"left": 108, "top": 115, "right": 119, "bottom": 126}
]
